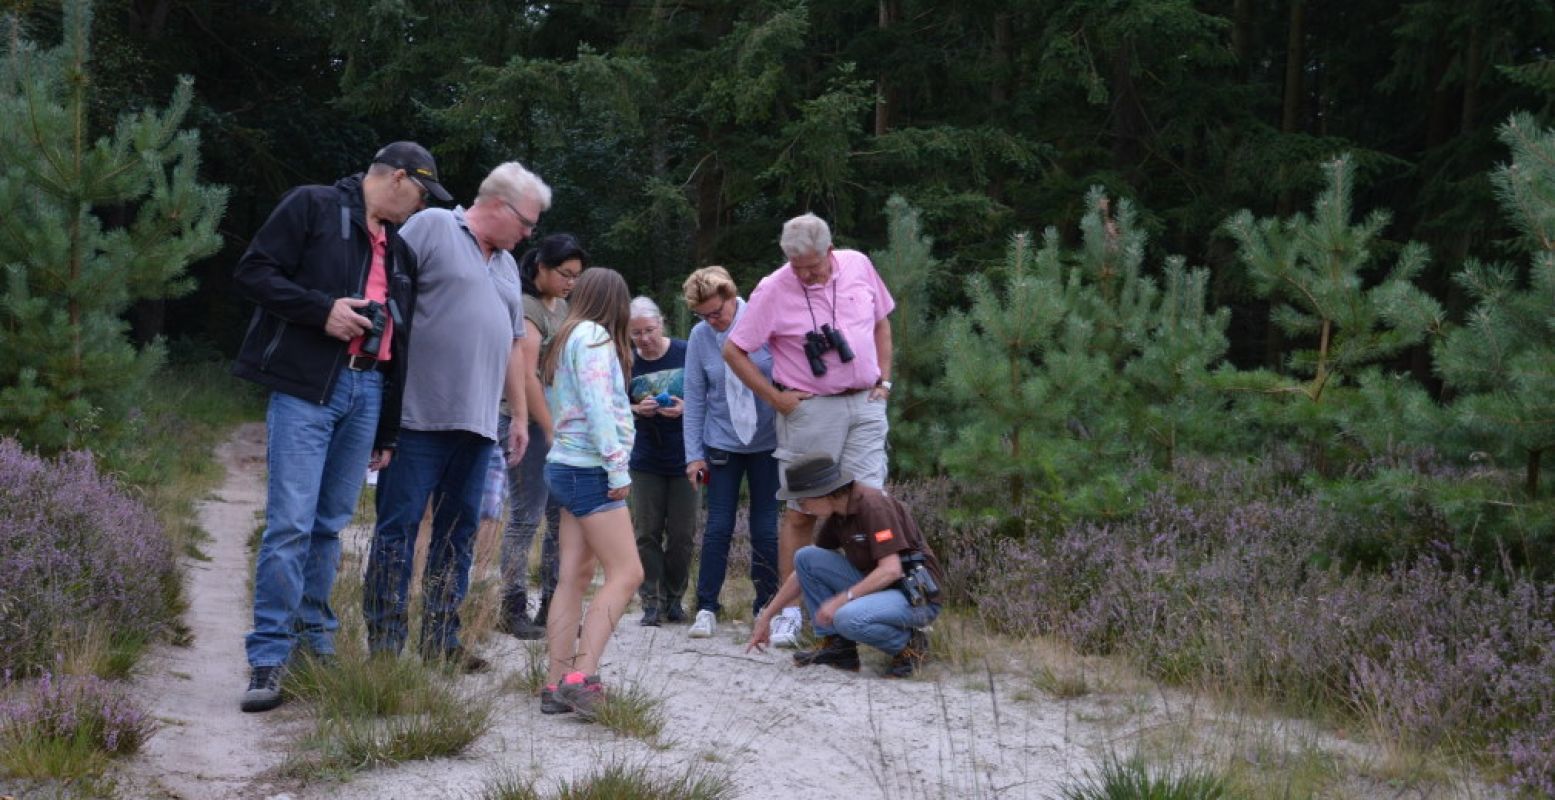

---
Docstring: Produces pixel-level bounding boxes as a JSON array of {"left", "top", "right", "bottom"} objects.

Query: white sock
[{"left": 782, "top": 606, "right": 801, "bottom": 622}]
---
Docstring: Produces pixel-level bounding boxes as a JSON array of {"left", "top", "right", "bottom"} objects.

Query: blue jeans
[
  {"left": 246, "top": 370, "right": 381, "bottom": 668},
  {"left": 695, "top": 447, "right": 779, "bottom": 616},
  {"left": 544, "top": 462, "right": 626, "bottom": 517},
  {"left": 497, "top": 414, "right": 561, "bottom": 617},
  {"left": 794, "top": 545, "right": 939, "bottom": 655},
  {"left": 364, "top": 429, "right": 494, "bottom": 656}
]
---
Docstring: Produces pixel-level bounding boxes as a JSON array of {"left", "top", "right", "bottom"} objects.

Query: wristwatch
[
  {"left": 846, "top": 589, "right": 855, "bottom": 601},
  {"left": 876, "top": 379, "right": 893, "bottom": 392}
]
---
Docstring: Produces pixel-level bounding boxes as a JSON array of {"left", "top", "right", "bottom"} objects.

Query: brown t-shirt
[{"left": 814, "top": 485, "right": 945, "bottom": 589}]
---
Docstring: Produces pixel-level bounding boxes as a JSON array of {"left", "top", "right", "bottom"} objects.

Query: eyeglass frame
[
  {"left": 501, "top": 198, "right": 540, "bottom": 231},
  {"left": 405, "top": 174, "right": 430, "bottom": 202},
  {"left": 691, "top": 296, "right": 735, "bottom": 323}
]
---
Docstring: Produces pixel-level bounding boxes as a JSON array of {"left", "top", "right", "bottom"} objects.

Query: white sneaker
[
  {"left": 769, "top": 609, "right": 801, "bottom": 649},
  {"left": 689, "top": 609, "right": 716, "bottom": 639}
]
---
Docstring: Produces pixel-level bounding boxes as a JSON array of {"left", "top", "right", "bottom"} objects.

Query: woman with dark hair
[
  {"left": 496, "top": 233, "right": 588, "bottom": 639},
  {"left": 538, "top": 268, "right": 643, "bottom": 720}
]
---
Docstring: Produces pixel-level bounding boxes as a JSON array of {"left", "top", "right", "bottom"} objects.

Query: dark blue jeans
[
  {"left": 364, "top": 429, "right": 494, "bottom": 656},
  {"left": 694, "top": 447, "right": 780, "bottom": 616}
]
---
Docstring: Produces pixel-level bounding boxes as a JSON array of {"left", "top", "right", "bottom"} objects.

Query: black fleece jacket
[{"left": 231, "top": 174, "right": 418, "bottom": 451}]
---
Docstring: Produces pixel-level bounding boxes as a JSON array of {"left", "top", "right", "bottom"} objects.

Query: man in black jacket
[{"left": 232, "top": 141, "right": 450, "bottom": 713}]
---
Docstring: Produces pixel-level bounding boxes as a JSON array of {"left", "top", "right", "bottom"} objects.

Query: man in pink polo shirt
[{"left": 723, "top": 212, "right": 894, "bottom": 647}]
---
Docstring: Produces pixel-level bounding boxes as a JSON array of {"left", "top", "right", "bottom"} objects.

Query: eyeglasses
[
  {"left": 553, "top": 267, "right": 582, "bottom": 282},
  {"left": 406, "top": 175, "right": 430, "bottom": 202},
  {"left": 501, "top": 199, "right": 539, "bottom": 230},
  {"left": 692, "top": 297, "right": 733, "bottom": 322}
]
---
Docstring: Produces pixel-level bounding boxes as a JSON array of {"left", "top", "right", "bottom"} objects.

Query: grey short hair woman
[{"left": 625, "top": 296, "right": 696, "bottom": 626}]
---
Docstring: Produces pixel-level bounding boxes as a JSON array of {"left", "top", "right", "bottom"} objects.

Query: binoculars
[{"left": 802, "top": 323, "right": 855, "bottom": 376}]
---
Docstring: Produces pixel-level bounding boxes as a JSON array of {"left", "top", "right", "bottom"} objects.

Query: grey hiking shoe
[
  {"left": 540, "top": 684, "right": 571, "bottom": 715},
  {"left": 555, "top": 672, "right": 605, "bottom": 721},
  {"left": 240, "top": 665, "right": 284, "bottom": 712}
]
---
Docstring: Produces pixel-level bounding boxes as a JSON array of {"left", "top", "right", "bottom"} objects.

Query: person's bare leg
[
  {"left": 546, "top": 510, "right": 591, "bottom": 684},
  {"left": 571, "top": 505, "right": 643, "bottom": 676},
  {"left": 778, "top": 508, "right": 817, "bottom": 584}
]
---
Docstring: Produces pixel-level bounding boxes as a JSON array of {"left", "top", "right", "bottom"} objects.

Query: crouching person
[{"left": 746, "top": 453, "right": 943, "bottom": 677}]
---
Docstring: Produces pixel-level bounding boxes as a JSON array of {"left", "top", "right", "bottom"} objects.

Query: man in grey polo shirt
[{"left": 364, "top": 161, "right": 552, "bottom": 672}]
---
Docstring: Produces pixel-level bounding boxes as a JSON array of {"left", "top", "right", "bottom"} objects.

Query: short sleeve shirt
[
  {"left": 628, "top": 339, "right": 688, "bottom": 475},
  {"left": 396, "top": 207, "right": 524, "bottom": 441},
  {"left": 814, "top": 485, "right": 944, "bottom": 588},
  {"left": 727, "top": 249, "right": 895, "bottom": 395}
]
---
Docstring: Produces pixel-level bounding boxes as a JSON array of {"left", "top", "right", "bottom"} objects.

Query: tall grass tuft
[
  {"left": 1058, "top": 755, "right": 1230, "bottom": 800},
  {"left": 0, "top": 671, "right": 156, "bottom": 779},
  {"left": 481, "top": 760, "right": 735, "bottom": 800},
  {"left": 590, "top": 679, "right": 667, "bottom": 744}
]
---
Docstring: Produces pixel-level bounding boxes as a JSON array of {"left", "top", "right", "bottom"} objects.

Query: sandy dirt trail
[
  {"left": 122, "top": 423, "right": 298, "bottom": 799},
  {"left": 119, "top": 425, "right": 1440, "bottom": 800}
]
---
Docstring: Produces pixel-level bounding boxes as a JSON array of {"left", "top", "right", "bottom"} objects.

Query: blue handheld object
[{"left": 655, "top": 391, "right": 673, "bottom": 407}]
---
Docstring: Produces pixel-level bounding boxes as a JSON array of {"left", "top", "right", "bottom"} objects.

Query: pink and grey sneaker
[
  {"left": 555, "top": 671, "right": 606, "bottom": 720},
  {"left": 540, "top": 683, "right": 571, "bottom": 715}
]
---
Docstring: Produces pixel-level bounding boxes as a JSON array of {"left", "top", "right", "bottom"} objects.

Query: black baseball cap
[{"left": 373, "top": 141, "right": 452, "bottom": 203}]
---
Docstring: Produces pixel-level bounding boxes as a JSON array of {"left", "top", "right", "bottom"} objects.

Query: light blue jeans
[
  {"left": 794, "top": 545, "right": 939, "bottom": 655},
  {"left": 246, "top": 369, "right": 381, "bottom": 668}
]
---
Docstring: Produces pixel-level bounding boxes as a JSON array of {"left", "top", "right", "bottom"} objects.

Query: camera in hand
[
  {"left": 802, "top": 324, "right": 855, "bottom": 376},
  {"left": 360, "top": 300, "right": 388, "bottom": 357}
]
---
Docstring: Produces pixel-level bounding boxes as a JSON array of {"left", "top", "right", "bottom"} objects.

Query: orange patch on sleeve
[{"left": 873, "top": 529, "right": 894, "bottom": 543}]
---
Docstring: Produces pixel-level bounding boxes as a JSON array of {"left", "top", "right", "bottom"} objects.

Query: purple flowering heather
[
  {"left": 0, "top": 438, "right": 178, "bottom": 675},
  {"left": 0, "top": 671, "right": 155, "bottom": 755},
  {"left": 961, "top": 455, "right": 1555, "bottom": 791}
]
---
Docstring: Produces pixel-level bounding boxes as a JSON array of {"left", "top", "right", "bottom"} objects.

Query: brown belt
[{"left": 346, "top": 354, "right": 380, "bottom": 371}]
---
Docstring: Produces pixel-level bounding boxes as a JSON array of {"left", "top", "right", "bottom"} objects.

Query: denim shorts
[{"left": 544, "top": 462, "right": 627, "bottom": 518}]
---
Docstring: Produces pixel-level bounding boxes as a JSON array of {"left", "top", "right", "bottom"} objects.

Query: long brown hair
[{"left": 540, "top": 267, "right": 632, "bottom": 385}]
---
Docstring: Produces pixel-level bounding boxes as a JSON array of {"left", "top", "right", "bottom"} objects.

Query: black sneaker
[
  {"left": 886, "top": 629, "right": 930, "bottom": 678},
  {"left": 427, "top": 646, "right": 491, "bottom": 675},
  {"left": 240, "top": 665, "right": 284, "bottom": 712},
  {"left": 639, "top": 607, "right": 661, "bottom": 627},
  {"left": 792, "top": 635, "right": 860, "bottom": 672},
  {"left": 664, "top": 604, "right": 686, "bottom": 623},
  {"left": 498, "top": 614, "right": 546, "bottom": 640}
]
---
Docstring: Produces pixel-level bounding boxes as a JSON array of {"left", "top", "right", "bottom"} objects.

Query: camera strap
[{"left": 801, "top": 273, "right": 839, "bottom": 338}]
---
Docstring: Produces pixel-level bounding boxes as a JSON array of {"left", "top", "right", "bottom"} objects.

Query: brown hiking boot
[
  {"left": 792, "top": 634, "right": 860, "bottom": 671},
  {"left": 886, "top": 629, "right": 929, "bottom": 678}
]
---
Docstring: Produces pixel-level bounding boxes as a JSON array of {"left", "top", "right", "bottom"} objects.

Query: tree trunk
[
  {"left": 129, "top": 0, "right": 172, "bottom": 39},
  {"left": 1109, "top": 42, "right": 1145, "bottom": 185},
  {"left": 1460, "top": 5, "right": 1486, "bottom": 134},
  {"left": 1232, "top": 0, "right": 1253, "bottom": 68},
  {"left": 1277, "top": 0, "right": 1306, "bottom": 215},
  {"left": 875, "top": 0, "right": 900, "bottom": 136}
]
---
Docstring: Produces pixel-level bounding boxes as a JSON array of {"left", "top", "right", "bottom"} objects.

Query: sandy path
[
  {"left": 116, "top": 425, "right": 1448, "bottom": 799},
  {"left": 119, "top": 423, "right": 1105, "bottom": 799},
  {"left": 123, "top": 422, "right": 296, "bottom": 799}
]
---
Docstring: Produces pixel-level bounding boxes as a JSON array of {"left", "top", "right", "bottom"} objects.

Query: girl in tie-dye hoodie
[{"left": 536, "top": 267, "right": 642, "bottom": 720}]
